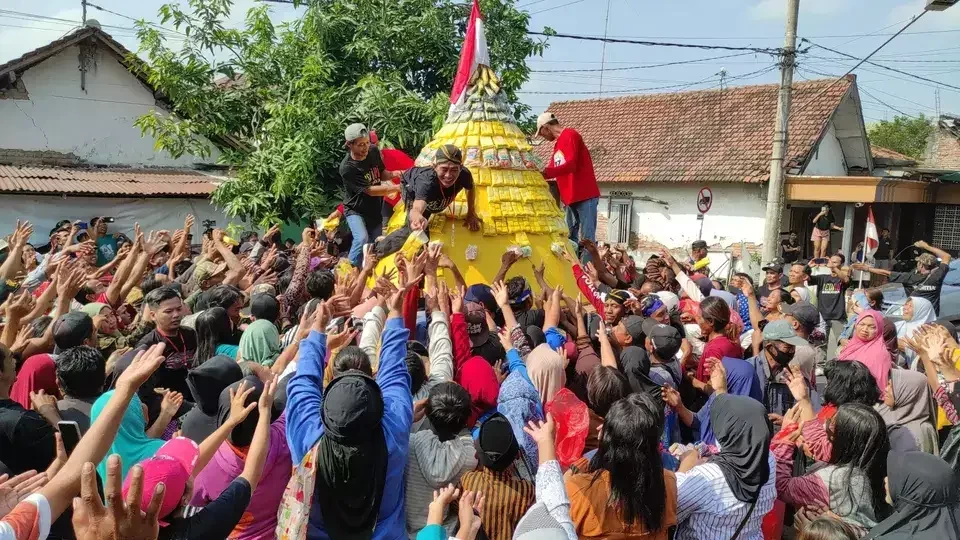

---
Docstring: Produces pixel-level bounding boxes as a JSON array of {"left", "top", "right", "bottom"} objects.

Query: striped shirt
[
  {"left": 460, "top": 467, "right": 536, "bottom": 540},
  {"left": 674, "top": 455, "right": 777, "bottom": 540}
]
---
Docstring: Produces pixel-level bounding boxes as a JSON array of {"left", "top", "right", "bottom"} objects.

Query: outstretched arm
[{"left": 916, "top": 240, "right": 952, "bottom": 265}]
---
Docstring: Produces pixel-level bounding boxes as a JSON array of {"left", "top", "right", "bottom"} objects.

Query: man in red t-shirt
[{"left": 537, "top": 112, "right": 601, "bottom": 259}]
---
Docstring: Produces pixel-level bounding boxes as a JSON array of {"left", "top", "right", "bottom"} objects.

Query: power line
[
  {"left": 802, "top": 38, "right": 960, "bottom": 92},
  {"left": 0, "top": 9, "right": 183, "bottom": 38},
  {"left": 789, "top": 11, "right": 929, "bottom": 119},
  {"left": 516, "top": 0, "right": 552, "bottom": 8},
  {"left": 519, "top": 65, "right": 777, "bottom": 96},
  {"left": 597, "top": 0, "right": 611, "bottom": 97},
  {"left": 528, "top": 0, "right": 588, "bottom": 15},
  {"left": 530, "top": 51, "right": 757, "bottom": 73},
  {"left": 526, "top": 31, "right": 784, "bottom": 54},
  {"left": 84, "top": 2, "right": 186, "bottom": 36},
  {"left": 858, "top": 86, "right": 912, "bottom": 117}
]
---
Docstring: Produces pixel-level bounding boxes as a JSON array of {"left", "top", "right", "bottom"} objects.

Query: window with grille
[
  {"left": 608, "top": 201, "right": 632, "bottom": 244},
  {"left": 934, "top": 205, "right": 960, "bottom": 251}
]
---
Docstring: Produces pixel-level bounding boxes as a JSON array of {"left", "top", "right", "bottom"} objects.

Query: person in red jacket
[{"left": 537, "top": 112, "right": 601, "bottom": 260}]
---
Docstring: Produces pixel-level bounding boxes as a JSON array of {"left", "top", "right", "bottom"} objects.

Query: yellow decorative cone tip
[{"left": 376, "top": 64, "right": 580, "bottom": 295}]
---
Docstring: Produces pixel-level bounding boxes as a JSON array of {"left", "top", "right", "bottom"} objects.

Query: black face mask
[{"left": 766, "top": 343, "right": 794, "bottom": 368}]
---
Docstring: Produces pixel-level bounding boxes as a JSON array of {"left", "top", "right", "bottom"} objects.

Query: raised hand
[
  {"left": 72, "top": 457, "right": 164, "bottom": 540},
  {"left": 29, "top": 389, "right": 58, "bottom": 413},
  {"left": 0, "top": 471, "right": 46, "bottom": 518},
  {"left": 226, "top": 381, "right": 257, "bottom": 427},
  {"left": 523, "top": 413, "right": 557, "bottom": 448},
  {"left": 115, "top": 344, "right": 166, "bottom": 394},
  {"left": 451, "top": 285, "right": 465, "bottom": 314},
  {"left": 709, "top": 359, "right": 728, "bottom": 395},
  {"left": 661, "top": 385, "right": 682, "bottom": 409},
  {"left": 783, "top": 365, "right": 809, "bottom": 402},
  {"left": 491, "top": 280, "right": 510, "bottom": 308},
  {"left": 327, "top": 326, "right": 358, "bottom": 351},
  {"left": 456, "top": 490, "right": 485, "bottom": 540}
]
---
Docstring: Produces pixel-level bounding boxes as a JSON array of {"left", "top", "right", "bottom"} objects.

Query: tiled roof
[
  {"left": 0, "top": 166, "right": 222, "bottom": 197},
  {"left": 870, "top": 145, "right": 917, "bottom": 166},
  {"left": 533, "top": 76, "right": 855, "bottom": 184},
  {"left": 0, "top": 25, "right": 139, "bottom": 82}
]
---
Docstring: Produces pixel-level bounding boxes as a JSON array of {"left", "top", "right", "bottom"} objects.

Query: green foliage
[
  {"left": 867, "top": 114, "right": 934, "bottom": 160},
  {"left": 133, "top": 0, "right": 548, "bottom": 226}
]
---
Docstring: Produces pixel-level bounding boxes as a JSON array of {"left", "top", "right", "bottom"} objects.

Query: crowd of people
[
  {"left": 0, "top": 194, "right": 958, "bottom": 540},
  {"left": 0, "top": 114, "right": 958, "bottom": 540}
]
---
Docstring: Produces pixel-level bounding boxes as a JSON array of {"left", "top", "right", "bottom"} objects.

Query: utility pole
[
  {"left": 761, "top": 0, "right": 800, "bottom": 265},
  {"left": 82, "top": 0, "right": 87, "bottom": 24}
]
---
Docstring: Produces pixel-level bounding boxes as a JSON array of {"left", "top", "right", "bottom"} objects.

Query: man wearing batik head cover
[{"left": 376, "top": 144, "right": 481, "bottom": 257}]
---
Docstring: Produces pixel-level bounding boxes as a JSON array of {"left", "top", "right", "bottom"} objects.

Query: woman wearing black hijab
[
  {"left": 866, "top": 451, "right": 960, "bottom": 539},
  {"left": 314, "top": 371, "right": 389, "bottom": 539},
  {"left": 675, "top": 393, "right": 776, "bottom": 539},
  {"left": 180, "top": 355, "right": 244, "bottom": 443}
]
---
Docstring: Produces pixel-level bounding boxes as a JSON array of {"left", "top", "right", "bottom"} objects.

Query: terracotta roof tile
[
  {"left": 534, "top": 76, "right": 854, "bottom": 184},
  {"left": 0, "top": 166, "right": 222, "bottom": 197},
  {"left": 870, "top": 145, "right": 916, "bottom": 165}
]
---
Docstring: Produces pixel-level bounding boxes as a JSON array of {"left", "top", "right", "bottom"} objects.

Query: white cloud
[{"left": 749, "top": 0, "right": 850, "bottom": 20}]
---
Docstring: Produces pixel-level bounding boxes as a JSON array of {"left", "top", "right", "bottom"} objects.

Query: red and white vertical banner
[{"left": 449, "top": 0, "right": 490, "bottom": 110}]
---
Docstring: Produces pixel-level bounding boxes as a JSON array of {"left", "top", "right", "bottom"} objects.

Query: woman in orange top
[{"left": 565, "top": 392, "right": 678, "bottom": 539}]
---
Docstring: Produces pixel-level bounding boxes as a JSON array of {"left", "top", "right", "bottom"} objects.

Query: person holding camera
[{"left": 810, "top": 204, "right": 843, "bottom": 260}]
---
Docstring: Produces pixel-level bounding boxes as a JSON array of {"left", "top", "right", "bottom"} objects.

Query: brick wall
[{"left": 925, "top": 129, "right": 960, "bottom": 170}]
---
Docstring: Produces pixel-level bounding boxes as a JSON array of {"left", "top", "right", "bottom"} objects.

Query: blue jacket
[{"left": 286, "top": 317, "right": 413, "bottom": 540}]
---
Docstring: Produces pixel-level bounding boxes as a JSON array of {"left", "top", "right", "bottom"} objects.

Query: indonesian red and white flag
[
  {"left": 449, "top": 0, "right": 490, "bottom": 108},
  {"left": 864, "top": 205, "right": 880, "bottom": 259}
]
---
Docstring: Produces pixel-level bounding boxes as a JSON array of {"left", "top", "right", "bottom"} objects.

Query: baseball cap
[
  {"left": 620, "top": 315, "right": 645, "bottom": 344},
  {"left": 762, "top": 319, "right": 809, "bottom": 347},
  {"left": 536, "top": 112, "right": 558, "bottom": 133},
  {"left": 691, "top": 240, "right": 708, "bottom": 250},
  {"left": 194, "top": 260, "right": 227, "bottom": 285},
  {"left": 641, "top": 318, "right": 682, "bottom": 359},
  {"left": 344, "top": 123, "right": 368, "bottom": 142},
  {"left": 53, "top": 311, "right": 94, "bottom": 352},
  {"left": 917, "top": 253, "right": 938, "bottom": 270},
  {"left": 781, "top": 301, "right": 819, "bottom": 334},
  {"left": 762, "top": 262, "right": 784, "bottom": 274},
  {"left": 465, "top": 301, "right": 489, "bottom": 347},
  {"left": 123, "top": 437, "right": 199, "bottom": 526},
  {"left": 465, "top": 284, "right": 497, "bottom": 314}
]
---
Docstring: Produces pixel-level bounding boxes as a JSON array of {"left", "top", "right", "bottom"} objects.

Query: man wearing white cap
[
  {"left": 340, "top": 123, "right": 402, "bottom": 267},
  {"left": 536, "top": 112, "right": 600, "bottom": 259}
]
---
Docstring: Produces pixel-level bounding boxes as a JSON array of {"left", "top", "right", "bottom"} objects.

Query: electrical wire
[
  {"left": 84, "top": 1, "right": 186, "bottom": 36},
  {"left": 788, "top": 11, "right": 929, "bottom": 120},
  {"left": 528, "top": 0, "right": 589, "bottom": 15},
  {"left": 530, "top": 51, "right": 758, "bottom": 73},
  {"left": 802, "top": 38, "right": 960, "bottom": 92},
  {"left": 525, "top": 31, "right": 784, "bottom": 54},
  {"left": 519, "top": 65, "right": 777, "bottom": 96}
]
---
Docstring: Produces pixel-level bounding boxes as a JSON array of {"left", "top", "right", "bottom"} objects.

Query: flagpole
[{"left": 858, "top": 205, "right": 870, "bottom": 290}]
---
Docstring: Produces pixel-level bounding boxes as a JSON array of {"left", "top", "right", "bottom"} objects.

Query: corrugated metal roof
[
  {"left": 533, "top": 76, "right": 855, "bottom": 184},
  {"left": 0, "top": 166, "right": 222, "bottom": 197}
]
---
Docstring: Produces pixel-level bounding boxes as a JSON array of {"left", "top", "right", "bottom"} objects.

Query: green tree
[
  {"left": 133, "top": 0, "right": 548, "bottom": 226},
  {"left": 867, "top": 114, "right": 934, "bottom": 160}
]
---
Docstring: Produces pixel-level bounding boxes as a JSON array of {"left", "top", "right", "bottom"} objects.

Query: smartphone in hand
[{"left": 57, "top": 421, "right": 82, "bottom": 455}]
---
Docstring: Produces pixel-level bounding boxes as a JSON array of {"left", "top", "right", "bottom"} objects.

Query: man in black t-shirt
[
  {"left": 339, "top": 123, "right": 401, "bottom": 267},
  {"left": 808, "top": 254, "right": 851, "bottom": 361},
  {"left": 757, "top": 263, "right": 784, "bottom": 314},
  {"left": 377, "top": 144, "right": 480, "bottom": 257},
  {"left": 854, "top": 240, "right": 952, "bottom": 316},
  {"left": 137, "top": 287, "right": 196, "bottom": 397},
  {"left": 875, "top": 228, "right": 894, "bottom": 270},
  {"left": 781, "top": 232, "right": 801, "bottom": 264}
]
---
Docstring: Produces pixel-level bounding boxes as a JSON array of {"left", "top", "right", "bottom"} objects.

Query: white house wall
[
  {"left": 0, "top": 45, "right": 220, "bottom": 167},
  {"left": 599, "top": 182, "right": 768, "bottom": 249},
  {"left": 1, "top": 195, "right": 231, "bottom": 246},
  {"left": 801, "top": 122, "right": 847, "bottom": 176}
]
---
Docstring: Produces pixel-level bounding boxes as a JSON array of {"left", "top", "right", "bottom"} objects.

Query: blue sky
[{"left": 2, "top": 0, "right": 958, "bottom": 124}]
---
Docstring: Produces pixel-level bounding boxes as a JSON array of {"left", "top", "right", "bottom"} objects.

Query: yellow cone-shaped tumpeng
[{"left": 376, "top": 64, "right": 580, "bottom": 296}]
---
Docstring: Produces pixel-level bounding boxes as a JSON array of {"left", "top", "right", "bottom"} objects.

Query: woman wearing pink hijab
[{"left": 838, "top": 310, "right": 892, "bottom": 393}]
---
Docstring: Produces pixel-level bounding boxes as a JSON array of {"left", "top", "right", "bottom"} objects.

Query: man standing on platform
[
  {"left": 537, "top": 112, "right": 600, "bottom": 260},
  {"left": 339, "top": 123, "right": 402, "bottom": 267}
]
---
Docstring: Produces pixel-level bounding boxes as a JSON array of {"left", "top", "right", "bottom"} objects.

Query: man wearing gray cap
[
  {"left": 375, "top": 144, "right": 480, "bottom": 257},
  {"left": 744, "top": 319, "right": 809, "bottom": 422},
  {"left": 340, "top": 123, "right": 402, "bottom": 267},
  {"left": 536, "top": 112, "right": 600, "bottom": 257}
]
